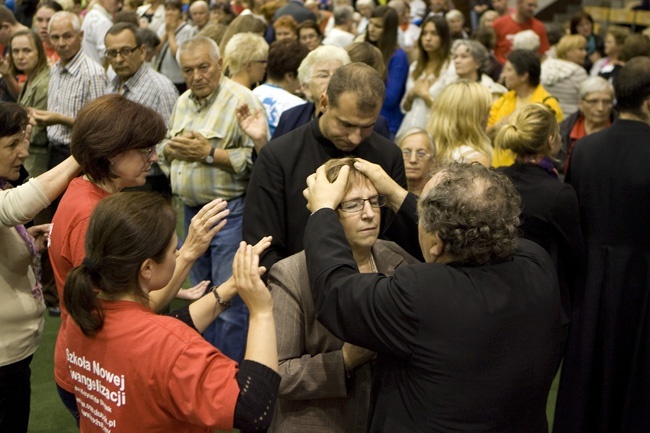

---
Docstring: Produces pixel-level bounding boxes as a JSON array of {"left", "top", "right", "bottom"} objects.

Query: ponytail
[{"left": 64, "top": 262, "right": 104, "bottom": 336}]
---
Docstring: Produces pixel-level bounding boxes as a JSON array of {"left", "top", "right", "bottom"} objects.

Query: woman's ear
[{"left": 139, "top": 258, "right": 154, "bottom": 282}]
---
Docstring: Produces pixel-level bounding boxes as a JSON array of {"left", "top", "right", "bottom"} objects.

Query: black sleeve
[
  {"left": 242, "top": 145, "right": 288, "bottom": 277},
  {"left": 164, "top": 306, "right": 198, "bottom": 332},
  {"left": 233, "top": 360, "right": 281, "bottom": 432},
  {"left": 384, "top": 192, "right": 424, "bottom": 261}
]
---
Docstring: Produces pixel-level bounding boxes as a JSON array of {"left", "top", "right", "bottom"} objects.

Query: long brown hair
[
  {"left": 412, "top": 16, "right": 451, "bottom": 80},
  {"left": 64, "top": 192, "right": 176, "bottom": 336},
  {"left": 367, "top": 6, "right": 399, "bottom": 77}
]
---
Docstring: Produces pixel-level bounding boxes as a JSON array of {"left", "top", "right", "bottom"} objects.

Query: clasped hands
[{"left": 166, "top": 130, "right": 212, "bottom": 162}]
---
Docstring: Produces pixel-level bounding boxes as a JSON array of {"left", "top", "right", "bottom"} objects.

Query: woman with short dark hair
[{"left": 489, "top": 49, "right": 564, "bottom": 167}]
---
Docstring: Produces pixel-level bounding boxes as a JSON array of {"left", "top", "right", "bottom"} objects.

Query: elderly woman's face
[
  {"left": 306, "top": 59, "right": 343, "bottom": 102},
  {"left": 109, "top": 146, "right": 158, "bottom": 191},
  {"left": 338, "top": 180, "right": 381, "bottom": 254},
  {"left": 0, "top": 126, "right": 29, "bottom": 181},
  {"left": 400, "top": 133, "right": 435, "bottom": 185},
  {"left": 453, "top": 45, "right": 480, "bottom": 79},
  {"left": 579, "top": 91, "right": 613, "bottom": 125}
]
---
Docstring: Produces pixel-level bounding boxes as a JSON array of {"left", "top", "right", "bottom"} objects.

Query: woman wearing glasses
[
  {"left": 396, "top": 128, "right": 436, "bottom": 196},
  {"left": 49, "top": 94, "right": 229, "bottom": 422},
  {"left": 267, "top": 157, "right": 418, "bottom": 433}
]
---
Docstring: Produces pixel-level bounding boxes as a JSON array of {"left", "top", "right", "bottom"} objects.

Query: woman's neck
[
  {"left": 408, "top": 177, "right": 427, "bottom": 197},
  {"left": 230, "top": 72, "right": 252, "bottom": 89},
  {"left": 515, "top": 84, "right": 535, "bottom": 99},
  {"left": 97, "top": 291, "right": 142, "bottom": 303},
  {"left": 353, "top": 249, "right": 374, "bottom": 273},
  {"left": 584, "top": 117, "right": 609, "bottom": 134},
  {"left": 84, "top": 175, "right": 122, "bottom": 194},
  {"left": 460, "top": 70, "right": 479, "bottom": 82}
]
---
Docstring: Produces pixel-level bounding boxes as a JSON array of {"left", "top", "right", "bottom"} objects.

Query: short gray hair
[
  {"left": 452, "top": 39, "right": 490, "bottom": 75},
  {"left": 445, "top": 9, "right": 464, "bottom": 22},
  {"left": 189, "top": 0, "right": 208, "bottom": 12},
  {"left": 49, "top": 11, "right": 81, "bottom": 34},
  {"left": 333, "top": 5, "right": 354, "bottom": 25},
  {"left": 396, "top": 127, "right": 435, "bottom": 155},
  {"left": 579, "top": 76, "right": 614, "bottom": 99},
  {"left": 297, "top": 45, "right": 351, "bottom": 86},
  {"left": 177, "top": 36, "right": 220, "bottom": 65}
]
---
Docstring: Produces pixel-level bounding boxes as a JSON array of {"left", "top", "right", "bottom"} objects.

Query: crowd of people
[{"left": 1, "top": 0, "right": 650, "bottom": 431}]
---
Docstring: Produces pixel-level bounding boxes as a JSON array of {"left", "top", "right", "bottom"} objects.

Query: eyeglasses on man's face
[{"left": 105, "top": 46, "right": 140, "bottom": 59}]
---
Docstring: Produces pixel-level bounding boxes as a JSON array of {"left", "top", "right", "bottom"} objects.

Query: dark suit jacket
[
  {"left": 554, "top": 119, "right": 650, "bottom": 433},
  {"left": 304, "top": 207, "right": 563, "bottom": 433},
  {"left": 272, "top": 102, "right": 392, "bottom": 141},
  {"left": 242, "top": 118, "right": 411, "bottom": 273},
  {"left": 499, "top": 162, "right": 583, "bottom": 325},
  {"left": 268, "top": 241, "right": 419, "bottom": 433}
]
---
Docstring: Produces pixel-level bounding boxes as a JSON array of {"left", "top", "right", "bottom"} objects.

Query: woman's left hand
[
  {"left": 176, "top": 280, "right": 210, "bottom": 300},
  {"left": 27, "top": 224, "right": 51, "bottom": 253},
  {"left": 180, "top": 199, "right": 230, "bottom": 262}
]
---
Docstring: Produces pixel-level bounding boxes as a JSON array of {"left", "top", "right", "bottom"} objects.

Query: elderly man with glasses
[{"left": 104, "top": 22, "right": 178, "bottom": 195}]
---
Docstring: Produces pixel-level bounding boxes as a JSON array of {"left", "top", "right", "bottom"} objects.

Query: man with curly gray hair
[
  {"left": 417, "top": 162, "right": 520, "bottom": 265},
  {"left": 302, "top": 160, "right": 563, "bottom": 432}
]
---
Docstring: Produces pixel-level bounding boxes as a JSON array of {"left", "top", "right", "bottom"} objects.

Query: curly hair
[{"left": 418, "top": 163, "right": 521, "bottom": 265}]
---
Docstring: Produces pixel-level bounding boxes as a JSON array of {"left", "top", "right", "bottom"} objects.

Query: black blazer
[{"left": 304, "top": 206, "right": 563, "bottom": 433}]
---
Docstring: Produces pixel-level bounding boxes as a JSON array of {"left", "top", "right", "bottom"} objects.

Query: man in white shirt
[
  {"left": 81, "top": 0, "right": 120, "bottom": 65},
  {"left": 322, "top": 6, "right": 355, "bottom": 48}
]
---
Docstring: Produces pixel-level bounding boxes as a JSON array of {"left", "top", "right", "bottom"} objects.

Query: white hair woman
[{"left": 223, "top": 32, "right": 269, "bottom": 88}]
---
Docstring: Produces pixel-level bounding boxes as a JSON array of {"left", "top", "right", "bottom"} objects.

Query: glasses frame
[
  {"left": 105, "top": 45, "right": 141, "bottom": 59},
  {"left": 338, "top": 195, "right": 387, "bottom": 213}
]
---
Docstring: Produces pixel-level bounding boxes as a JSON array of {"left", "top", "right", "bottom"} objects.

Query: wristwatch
[{"left": 204, "top": 144, "right": 217, "bottom": 164}]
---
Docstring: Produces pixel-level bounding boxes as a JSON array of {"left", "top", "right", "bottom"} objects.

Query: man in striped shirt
[{"left": 32, "top": 11, "right": 106, "bottom": 170}]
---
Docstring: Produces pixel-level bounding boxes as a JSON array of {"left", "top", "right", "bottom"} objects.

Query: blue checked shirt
[{"left": 107, "top": 63, "right": 179, "bottom": 125}]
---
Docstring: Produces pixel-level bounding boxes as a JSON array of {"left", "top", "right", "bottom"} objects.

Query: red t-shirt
[
  {"left": 492, "top": 14, "right": 550, "bottom": 64},
  {"left": 49, "top": 177, "right": 110, "bottom": 392},
  {"left": 65, "top": 300, "right": 240, "bottom": 432}
]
